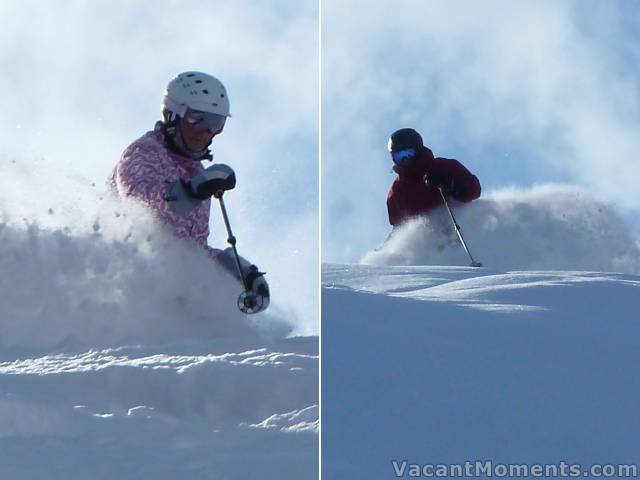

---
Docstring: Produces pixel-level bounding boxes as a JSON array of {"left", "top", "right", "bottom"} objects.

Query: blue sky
[
  {"left": 322, "top": 0, "right": 640, "bottom": 262},
  {"left": 0, "top": 0, "right": 318, "bottom": 333}
]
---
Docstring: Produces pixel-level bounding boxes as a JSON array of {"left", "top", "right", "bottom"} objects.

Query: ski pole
[
  {"left": 438, "top": 187, "right": 483, "bottom": 268},
  {"left": 214, "top": 191, "right": 266, "bottom": 314},
  {"left": 214, "top": 191, "right": 251, "bottom": 292}
]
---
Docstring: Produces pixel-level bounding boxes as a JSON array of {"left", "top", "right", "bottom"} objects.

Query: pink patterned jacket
[{"left": 110, "top": 123, "right": 215, "bottom": 251}]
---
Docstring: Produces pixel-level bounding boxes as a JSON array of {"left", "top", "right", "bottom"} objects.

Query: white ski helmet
[{"left": 162, "top": 71, "right": 231, "bottom": 118}]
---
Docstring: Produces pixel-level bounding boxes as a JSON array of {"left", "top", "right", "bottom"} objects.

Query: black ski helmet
[{"left": 388, "top": 128, "right": 423, "bottom": 152}]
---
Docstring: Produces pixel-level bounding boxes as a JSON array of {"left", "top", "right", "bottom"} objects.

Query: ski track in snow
[
  {"left": 0, "top": 165, "right": 318, "bottom": 479},
  {"left": 323, "top": 263, "right": 640, "bottom": 479}
]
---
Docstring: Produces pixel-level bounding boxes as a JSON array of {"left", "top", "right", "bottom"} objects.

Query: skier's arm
[
  {"left": 114, "top": 148, "right": 208, "bottom": 238},
  {"left": 114, "top": 152, "right": 169, "bottom": 207},
  {"left": 456, "top": 172, "right": 481, "bottom": 202},
  {"left": 387, "top": 187, "right": 402, "bottom": 226},
  {"left": 113, "top": 135, "right": 214, "bottom": 249},
  {"left": 432, "top": 158, "right": 481, "bottom": 202}
]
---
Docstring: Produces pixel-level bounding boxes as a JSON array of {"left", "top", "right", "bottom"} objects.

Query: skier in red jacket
[{"left": 386, "top": 128, "right": 481, "bottom": 227}]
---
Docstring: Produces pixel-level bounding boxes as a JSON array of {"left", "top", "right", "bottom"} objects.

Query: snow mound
[
  {"left": 0, "top": 162, "right": 290, "bottom": 355},
  {"left": 362, "top": 184, "right": 640, "bottom": 274}
]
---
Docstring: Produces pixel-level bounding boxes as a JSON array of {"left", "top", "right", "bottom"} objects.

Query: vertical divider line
[{"left": 317, "top": 0, "right": 323, "bottom": 477}]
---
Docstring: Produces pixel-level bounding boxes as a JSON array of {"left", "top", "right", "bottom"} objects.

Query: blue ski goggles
[
  {"left": 184, "top": 109, "right": 227, "bottom": 133},
  {"left": 391, "top": 148, "right": 417, "bottom": 166}
]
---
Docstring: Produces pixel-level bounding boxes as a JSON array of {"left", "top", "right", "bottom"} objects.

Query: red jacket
[{"left": 387, "top": 147, "right": 481, "bottom": 226}]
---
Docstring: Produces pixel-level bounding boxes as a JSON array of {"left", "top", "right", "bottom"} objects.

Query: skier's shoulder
[
  {"left": 122, "top": 123, "right": 165, "bottom": 158},
  {"left": 389, "top": 175, "right": 411, "bottom": 198},
  {"left": 389, "top": 174, "right": 403, "bottom": 189},
  {"left": 120, "top": 124, "right": 176, "bottom": 171},
  {"left": 418, "top": 145, "right": 435, "bottom": 161},
  {"left": 116, "top": 126, "right": 178, "bottom": 187},
  {"left": 433, "top": 155, "right": 459, "bottom": 166},
  {"left": 433, "top": 155, "right": 474, "bottom": 175}
]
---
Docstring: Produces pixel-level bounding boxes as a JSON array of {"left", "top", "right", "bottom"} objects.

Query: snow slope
[
  {"left": 324, "top": 185, "right": 640, "bottom": 478},
  {"left": 322, "top": 262, "right": 640, "bottom": 478},
  {"left": 0, "top": 164, "right": 318, "bottom": 479}
]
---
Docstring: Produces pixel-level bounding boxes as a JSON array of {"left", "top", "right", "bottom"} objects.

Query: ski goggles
[
  {"left": 391, "top": 147, "right": 417, "bottom": 166},
  {"left": 184, "top": 109, "right": 227, "bottom": 133}
]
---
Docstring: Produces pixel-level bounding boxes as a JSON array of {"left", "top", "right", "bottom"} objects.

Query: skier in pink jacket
[{"left": 111, "top": 71, "right": 269, "bottom": 313}]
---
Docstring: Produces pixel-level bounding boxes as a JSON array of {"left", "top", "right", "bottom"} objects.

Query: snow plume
[
  {"left": 0, "top": 161, "right": 291, "bottom": 355},
  {"left": 362, "top": 184, "right": 640, "bottom": 273}
]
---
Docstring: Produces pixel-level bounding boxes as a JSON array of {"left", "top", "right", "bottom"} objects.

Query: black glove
[
  {"left": 424, "top": 171, "right": 467, "bottom": 199},
  {"left": 449, "top": 179, "right": 467, "bottom": 199},
  {"left": 245, "top": 265, "right": 269, "bottom": 296},
  {"left": 185, "top": 164, "right": 236, "bottom": 200},
  {"left": 424, "top": 170, "right": 449, "bottom": 190}
]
